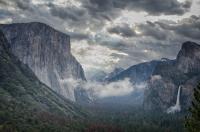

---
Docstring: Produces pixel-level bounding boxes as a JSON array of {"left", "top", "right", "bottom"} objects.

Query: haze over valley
[{"left": 0, "top": 0, "right": 200, "bottom": 132}]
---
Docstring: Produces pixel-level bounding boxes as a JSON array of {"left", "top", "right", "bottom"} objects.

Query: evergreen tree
[{"left": 185, "top": 83, "right": 200, "bottom": 132}]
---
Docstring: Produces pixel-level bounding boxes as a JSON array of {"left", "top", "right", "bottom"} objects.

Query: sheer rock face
[
  {"left": 0, "top": 30, "right": 85, "bottom": 119},
  {"left": 0, "top": 22, "right": 86, "bottom": 101},
  {"left": 176, "top": 41, "right": 200, "bottom": 74},
  {"left": 143, "top": 42, "right": 200, "bottom": 112}
]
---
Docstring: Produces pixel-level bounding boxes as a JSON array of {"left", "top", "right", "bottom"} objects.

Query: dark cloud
[
  {"left": 155, "top": 15, "right": 200, "bottom": 40},
  {"left": 83, "top": 0, "right": 121, "bottom": 21},
  {"left": 79, "top": 1, "right": 120, "bottom": 24},
  {"left": 0, "top": 0, "right": 32, "bottom": 11},
  {"left": 107, "top": 24, "right": 137, "bottom": 37},
  {"left": 45, "top": 1, "right": 114, "bottom": 31},
  {"left": 0, "top": 0, "right": 7, "bottom": 6},
  {"left": 48, "top": 3, "right": 86, "bottom": 21},
  {"left": 15, "top": 0, "right": 32, "bottom": 11},
  {"left": 69, "top": 32, "right": 90, "bottom": 40},
  {"left": 84, "top": 0, "right": 192, "bottom": 16},
  {"left": 107, "top": 15, "right": 200, "bottom": 41},
  {"left": 137, "top": 21, "right": 169, "bottom": 40},
  {"left": 107, "top": 22, "right": 169, "bottom": 40},
  {"left": 45, "top": 0, "right": 119, "bottom": 27}
]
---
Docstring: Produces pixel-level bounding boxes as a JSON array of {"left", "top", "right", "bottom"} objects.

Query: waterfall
[
  {"left": 176, "top": 86, "right": 181, "bottom": 107},
  {"left": 167, "top": 86, "right": 181, "bottom": 114}
]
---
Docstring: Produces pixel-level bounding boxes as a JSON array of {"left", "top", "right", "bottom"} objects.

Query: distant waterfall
[
  {"left": 176, "top": 86, "right": 181, "bottom": 107},
  {"left": 167, "top": 86, "right": 181, "bottom": 114}
]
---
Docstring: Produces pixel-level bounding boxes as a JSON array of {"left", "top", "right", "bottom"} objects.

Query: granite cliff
[
  {"left": 0, "top": 30, "right": 86, "bottom": 131},
  {"left": 0, "top": 22, "right": 86, "bottom": 101},
  {"left": 143, "top": 42, "right": 200, "bottom": 112}
]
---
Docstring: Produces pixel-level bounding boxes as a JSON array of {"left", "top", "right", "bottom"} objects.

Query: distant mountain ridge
[
  {"left": 106, "top": 60, "right": 161, "bottom": 84},
  {"left": 104, "top": 67, "right": 124, "bottom": 82},
  {"left": 0, "top": 22, "right": 86, "bottom": 101}
]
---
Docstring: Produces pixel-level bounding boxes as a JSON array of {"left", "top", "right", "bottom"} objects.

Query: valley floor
[
  {"left": 0, "top": 103, "right": 186, "bottom": 132},
  {"left": 83, "top": 104, "right": 186, "bottom": 132}
]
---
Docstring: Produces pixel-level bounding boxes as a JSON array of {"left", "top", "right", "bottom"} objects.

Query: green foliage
[
  {"left": 185, "top": 83, "right": 200, "bottom": 132},
  {"left": 84, "top": 105, "right": 185, "bottom": 132}
]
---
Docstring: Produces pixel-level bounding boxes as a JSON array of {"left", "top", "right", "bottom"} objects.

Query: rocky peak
[
  {"left": 182, "top": 41, "right": 200, "bottom": 50},
  {"left": 176, "top": 41, "right": 200, "bottom": 73},
  {"left": 177, "top": 41, "right": 200, "bottom": 58}
]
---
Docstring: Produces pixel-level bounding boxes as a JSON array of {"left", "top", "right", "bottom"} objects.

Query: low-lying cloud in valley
[
  {"left": 63, "top": 77, "right": 147, "bottom": 99},
  {"left": 84, "top": 78, "right": 133, "bottom": 98}
]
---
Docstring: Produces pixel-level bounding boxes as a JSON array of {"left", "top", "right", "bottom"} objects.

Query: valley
[{"left": 0, "top": 22, "right": 199, "bottom": 132}]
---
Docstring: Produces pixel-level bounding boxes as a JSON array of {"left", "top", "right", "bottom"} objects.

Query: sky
[{"left": 0, "top": 0, "right": 200, "bottom": 79}]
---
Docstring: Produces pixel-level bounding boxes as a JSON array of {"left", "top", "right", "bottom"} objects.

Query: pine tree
[{"left": 185, "top": 83, "right": 200, "bottom": 132}]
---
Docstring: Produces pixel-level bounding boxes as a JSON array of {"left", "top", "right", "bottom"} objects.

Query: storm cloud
[
  {"left": 107, "top": 24, "right": 137, "bottom": 37},
  {"left": 48, "top": 3, "right": 87, "bottom": 22},
  {"left": 84, "top": 0, "right": 192, "bottom": 16},
  {"left": 155, "top": 15, "right": 200, "bottom": 40},
  {"left": 107, "top": 15, "right": 200, "bottom": 41},
  {"left": 0, "top": 0, "right": 199, "bottom": 78}
]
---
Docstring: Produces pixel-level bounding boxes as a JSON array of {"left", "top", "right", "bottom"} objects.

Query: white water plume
[{"left": 167, "top": 86, "right": 182, "bottom": 114}]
